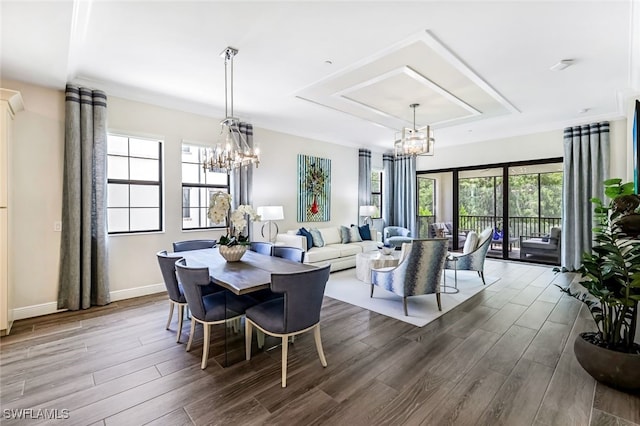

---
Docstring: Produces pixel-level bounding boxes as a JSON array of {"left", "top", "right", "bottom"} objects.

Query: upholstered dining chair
[
  {"left": 444, "top": 227, "right": 493, "bottom": 285},
  {"left": 156, "top": 250, "right": 190, "bottom": 343},
  {"left": 249, "top": 241, "right": 273, "bottom": 256},
  {"left": 272, "top": 246, "right": 305, "bottom": 263},
  {"left": 175, "top": 259, "right": 257, "bottom": 369},
  {"left": 173, "top": 239, "right": 216, "bottom": 252},
  {"left": 245, "top": 265, "right": 331, "bottom": 387},
  {"left": 371, "top": 239, "right": 449, "bottom": 316}
]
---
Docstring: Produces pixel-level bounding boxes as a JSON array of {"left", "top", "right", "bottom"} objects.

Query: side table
[
  {"left": 442, "top": 255, "right": 458, "bottom": 294},
  {"left": 355, "top": 251, "right": 400, "bottom": 284}
]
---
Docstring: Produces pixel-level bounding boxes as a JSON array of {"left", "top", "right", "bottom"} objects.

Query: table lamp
[
  {"left": 359, "top": 205, "right": 379, "bottom": 226},
  {"left": 256, "top": 206, "right": 284, "bottom": 243}
]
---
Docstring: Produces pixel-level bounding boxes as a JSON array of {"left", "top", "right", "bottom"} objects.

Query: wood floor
[{"left": 1, "top": 260, "right": 639, "bottom": 425}]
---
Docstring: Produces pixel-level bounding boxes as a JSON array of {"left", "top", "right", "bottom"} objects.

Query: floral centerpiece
[{"left": 208, "top": 191, "right": 260, "bottom": 260}]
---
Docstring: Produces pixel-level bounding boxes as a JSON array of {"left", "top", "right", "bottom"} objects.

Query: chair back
[
  {"left": 174, "top": 258, "right": 211, "bottom": 321},
  {"left": 403, "top": 239, "right": 448, "bottom": 296},
  {"left": 270, "top": 264, "right": 331, "bottom": 333},
  {"left": 273, "top": 246, "right": 305, "bottom": 263},
  {"left": 156, "top": 250, "right": 185, "bottom": 303},
  {"left": 384, "top": 226, "right": 411, "bottom": 239},
  {"left": 173, "top": 239, "right": 216, "bottom": 252},
  {"left": 250, "top": 241, "right": 273, "bottom": 256}
]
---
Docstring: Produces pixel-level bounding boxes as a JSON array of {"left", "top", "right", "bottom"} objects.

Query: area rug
[{"left": 325, "top": 269, "right": 500, "bottom": 327}]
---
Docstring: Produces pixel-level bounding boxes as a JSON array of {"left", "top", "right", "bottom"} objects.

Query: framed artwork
[
  {"left": 634, "top": 100, "right": 640, "bottom": 193},
  {"left": 297, "top": 154, "right": 331, "bottom": 222}
]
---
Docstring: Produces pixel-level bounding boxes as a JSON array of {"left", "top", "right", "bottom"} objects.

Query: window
[
  {"left": 181, "top": 143, "right": 230, "bottom": 230},
  {"left": 417, "top": 176, "right": 436, "bottom": 237},
  {"left": 371, "top": 171, "right": 382, "bottom": 218},
  {"left": 107, "top": 134, "right": 163, "bottom": 234}
]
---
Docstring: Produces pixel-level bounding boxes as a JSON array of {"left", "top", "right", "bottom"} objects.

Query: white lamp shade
[
  {"left": 359, "top": 205, "right": 379, "bottom": 217},
  {"left": 257, "top": 205, "right": 284, "bottom": 221}
]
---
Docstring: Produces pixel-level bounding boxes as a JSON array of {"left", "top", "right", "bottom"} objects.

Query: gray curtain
[
  {"left": 382, "top": 154, "right": 394, "bottom": 227},
  {"left": 393, "top": 154, "right": 417, "bottom": 236},
  {"left": 562, "top": 121, "right": 609, "bottom": 270},
  {"left": 358, "top": 149, "right": 371, "bottom": 223},
  {"left": 230, "top": 122, "right": 254, "bottom": 207},
  {"left": 58, "top": 85, "right": 109, "bottom": 310}
]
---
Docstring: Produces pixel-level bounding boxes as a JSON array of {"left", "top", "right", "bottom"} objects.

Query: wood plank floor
[{"left": 1, "top": 260, "right": 639, "bottom": 425}]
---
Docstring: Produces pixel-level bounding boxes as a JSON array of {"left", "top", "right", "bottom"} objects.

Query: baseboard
[{"left": 11, "top": 283, "right": 167, "bottom": 321}]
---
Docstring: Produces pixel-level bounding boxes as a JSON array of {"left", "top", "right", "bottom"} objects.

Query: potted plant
[
  {"left": 208, "top": 191, "right": 260, "bottom": 261},
  {"left": 557, "top": 178, "right": 640, "bottom": 391}
]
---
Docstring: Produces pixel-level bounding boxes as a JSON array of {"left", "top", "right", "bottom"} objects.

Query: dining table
[{"left": 173, "top": 246, "right": 317, "bottom": 366}]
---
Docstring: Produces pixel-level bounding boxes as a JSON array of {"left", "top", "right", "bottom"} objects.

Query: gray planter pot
[{"left": 574, "top": 332, "right": 640, "bottom": 391}]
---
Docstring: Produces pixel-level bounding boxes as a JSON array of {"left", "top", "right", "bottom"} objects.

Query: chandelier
[
  {"left": 203, "top": 47, "right": 260, "bottom": 173},
  {"left": 394, "top": 103, "right": 434, "bottom": 157}
]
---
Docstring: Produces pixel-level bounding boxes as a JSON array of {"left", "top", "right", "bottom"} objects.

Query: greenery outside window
[
  {"left": 371, "top": 171, "right": 382, "bottom": 218},
  {"left": 417, "top": 176, "right": 436, "bottom": 237},
  {"left": 107, "top": 134, "right": 163, "bottom": 234},
  {"left": 181, "top": 143, "right": 230, "bottom": 230}
]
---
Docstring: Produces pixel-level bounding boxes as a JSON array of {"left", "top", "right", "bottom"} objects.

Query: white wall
[{"left": 2, "top": 77, "right": 634, "bottom": 320}]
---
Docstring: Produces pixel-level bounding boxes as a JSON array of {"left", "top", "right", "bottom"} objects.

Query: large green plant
[{"left": 558, "top": 179, "right": 640, "bottom": 354}]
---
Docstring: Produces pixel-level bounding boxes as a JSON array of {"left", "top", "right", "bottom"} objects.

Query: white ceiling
[{"left": 1, "top": 1, "right": 639, "bottom": 153}]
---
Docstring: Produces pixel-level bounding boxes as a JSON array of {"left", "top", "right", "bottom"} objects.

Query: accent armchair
[
  {"left": 371, "top": 239, "right": 449, "bottom": 316},
  {"left": 383, "top": 226, "right": 412, "bottom": 248},
  {"left": 444, "top": 227, "right": 493, "bottom": 285}
]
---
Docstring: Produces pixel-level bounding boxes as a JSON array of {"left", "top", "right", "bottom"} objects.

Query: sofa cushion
[
  {"left": 309, "top": 228, "right": 325, "bottom": 247},
  {"left": 349, "top": 225, "right": 363, "bottom": 242},
  {"left": 331, "top": 243, "right": 362, "bottom": 257},
  {"left": 350, "top": 240, "right": 379, "bottom": 252},
  {"left": 319, "top": 227, "right": 341, "bottom": 245},
  {"left": 296, "top": 228, "right": 314, "bottom": 250},
  {"left": 340, "top": 226, "right": 351, "bottom": 243},
  {"left": 358, "top": 224, "right": 372, "bottom": 240},
  {"left": 304, "top": 246, "right": 341, "bottom": 263}
]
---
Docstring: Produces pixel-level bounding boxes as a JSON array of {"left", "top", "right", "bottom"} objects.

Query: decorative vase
[
  {"left": 573, "top": 332, "right": 640, "bottom": 391},
  {"left": 218, "top": 244, "right": 247, "bottom": 262}
]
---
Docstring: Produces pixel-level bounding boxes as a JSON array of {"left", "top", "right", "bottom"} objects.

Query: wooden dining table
[
  {"left": 172, "top": 246, "right": 317, "bottom": 366},
  {"left": 176, "top": 247, "right": 317, "bottom": 295}
]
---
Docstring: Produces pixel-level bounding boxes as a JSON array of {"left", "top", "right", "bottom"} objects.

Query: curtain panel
[
  {"left": 58, "top": 85, "right": 110, "bottom": 310},
  {"left": 382, "top": 154, "right": 394, "bottom": 227},
  {"left": 393, "top": 154, "right": 417, "bottom": 236},
  {"left": 358, "top": 149, "right": 372, "bottom": 224},
  {"left": 561, "top": 121, "right": 609, "bottom": 270}
]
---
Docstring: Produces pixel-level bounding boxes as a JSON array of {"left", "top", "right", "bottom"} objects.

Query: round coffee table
[{"left": 355, "top": 251, "right": 400, "bottom": 283}]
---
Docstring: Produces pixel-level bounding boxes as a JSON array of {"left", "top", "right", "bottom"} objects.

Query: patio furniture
[{"left": 519, "top": 226, "right": 561, "bottom": 263}]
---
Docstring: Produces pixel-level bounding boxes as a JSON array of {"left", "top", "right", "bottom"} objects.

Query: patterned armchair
[
  {"left": 370, "top": 239, "right": 448, "bottom": 316},
  {"left": 444, "top": 227, "right": 493, "bottom": 285}
]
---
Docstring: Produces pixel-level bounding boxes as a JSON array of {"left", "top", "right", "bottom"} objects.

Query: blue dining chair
[
  {"left": 245, "top": 265, "right": 331, "bottom": 387},
  {"left": 172, "top": 239, "right": 216, "bottom": 252},
  {"left": 272, "top": 246, "right": 305, "bottom": 263},
  {"left": 249, "top": 241, "right": 273, "bottom": 256},
  {"left": 175, "top": 259, "right": 257, "bottom": 369},
  {"left": 156, "top": 250, "right": 190, "bottom": 343}
]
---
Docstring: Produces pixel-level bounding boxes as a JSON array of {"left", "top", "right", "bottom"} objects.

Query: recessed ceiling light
[{"left": 550, "top": 59, "right": 574, "bottom": 71}]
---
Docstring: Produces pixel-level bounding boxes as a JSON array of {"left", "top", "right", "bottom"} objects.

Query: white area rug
[{"left": 325, "top": 269, "right": 500, "bottom": 327}]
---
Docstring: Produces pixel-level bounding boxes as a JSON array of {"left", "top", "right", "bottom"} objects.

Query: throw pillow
[
  {"left": 463, "top": 231, "right": 478, "bottom": 254},
  {"left": 296, "top": 228, "right": 314, "bottom": 251},
  {"left": 358, "top": 224, "right": 372, "bottom": 241},
  {"left": 349, "top": 225, "right": 363, "bottom": 242},
  {"left": 309, "top": 228, "right": 325, "bottom": 247},
  {"left": 340, "top": 225, "right": 351, "bottom": 244},
  {"left": 541, "top": 234, "right": 550, "bottom": 242}
]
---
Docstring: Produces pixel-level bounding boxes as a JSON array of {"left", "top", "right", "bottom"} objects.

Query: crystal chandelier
[
  {"left": 394, "top": 103, "right": 434, "bottom": 157},
  {"left": 203, "top": 47, "right": 260, "bottom": 173}
]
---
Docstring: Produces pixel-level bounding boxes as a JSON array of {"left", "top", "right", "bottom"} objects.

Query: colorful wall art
[{"left": 297, "top": 154, "right": 331, "bottom": 222}]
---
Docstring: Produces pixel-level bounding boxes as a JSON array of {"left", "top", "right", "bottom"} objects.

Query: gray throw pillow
[
  {"left": 309, "top": 228, "right": 325, "bottom": 247},
  {"left": 349, "top": 225, "right": 362, "bottom": 242},
  {"left": 340, "top": 226, "right": 351, "bottom": 244}
]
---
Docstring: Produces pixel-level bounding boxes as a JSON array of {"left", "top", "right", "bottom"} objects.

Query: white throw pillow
[
  {"left": 463, "top": 231, "right": 478, "bottom": 254},
  {"left": 349, "top": 225, "right": 363, "bottom": 242}
]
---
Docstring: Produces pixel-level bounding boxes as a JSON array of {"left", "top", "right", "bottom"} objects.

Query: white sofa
[{"left": 275, "top": 226, "right": 380, "bottom": 271}]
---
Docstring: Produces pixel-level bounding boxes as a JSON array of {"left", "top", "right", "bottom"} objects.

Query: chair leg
[
  {"left": 257, "top": 330, "right": 265, "bottom": 349},
  {"left": 186, "top": 320, "right": 196, "bottom": 352},
  {"left": 166, "top": 301, "right": 174, "bottom": 330},
  {"left": 403, "top": 297, "right": 408, "bottom": 316},
  {"left": 245, "top": 319, "right": 252, "bottom": 361},
  {"left": 281, "top": 336, "right": 288, "bottom": 388},
  {"left": 370, "top": 284, "right": 374, "bottom": 298},
  {"left": 480, "top": 271, "right": 486, "bottom": 285},
  {"left": 436, "top": 292, "right": 442, "bottom": 311},
  {"left": 313, "top": 325, "right": 327, "bottom": 367},
  {"left": 201, "top": 323, "right": 210, "bottom": 369},
  {"left": 176, "top": 304, "right": 184, "bottom": 343}
]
